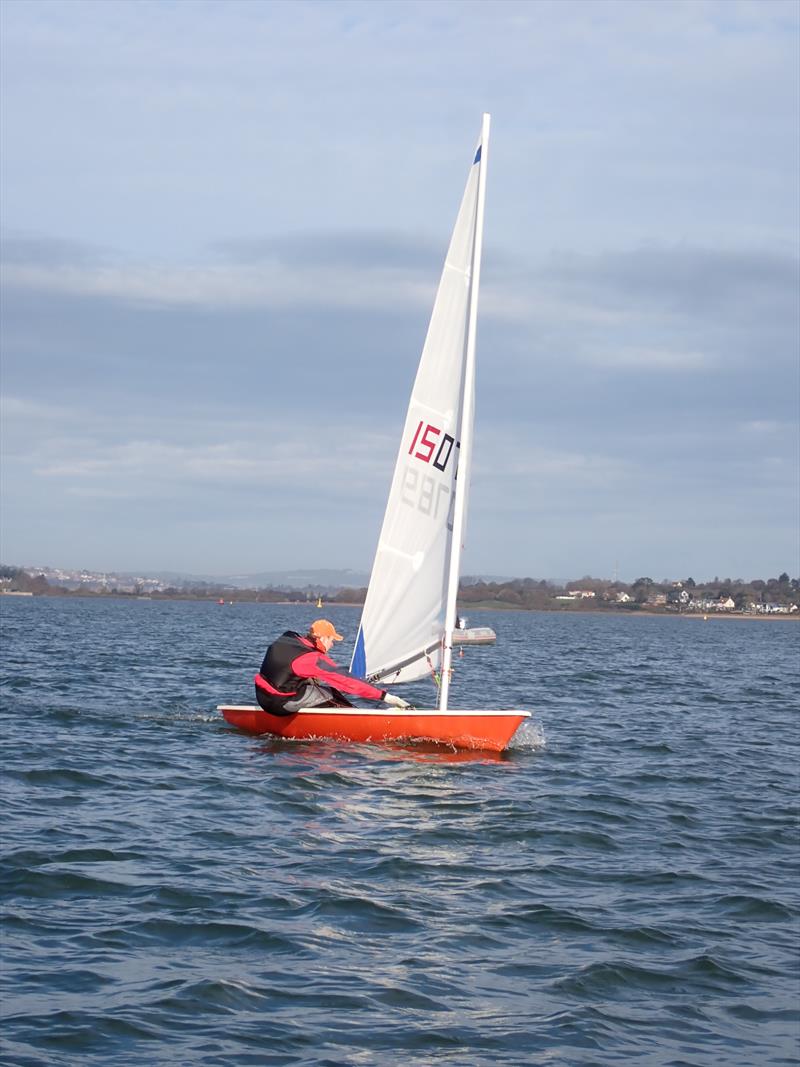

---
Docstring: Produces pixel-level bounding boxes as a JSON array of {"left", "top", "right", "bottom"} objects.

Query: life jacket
[{"left": 257, "top": 630, "right": 314, "bottom": 695}]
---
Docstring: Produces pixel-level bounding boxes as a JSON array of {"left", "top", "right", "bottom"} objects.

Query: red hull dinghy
[
  {"left": 219, "top": 705, "right": 527, "bottom": 753},
  {"left": 220, "top": 115, "right": 530, "bottom": 753}
]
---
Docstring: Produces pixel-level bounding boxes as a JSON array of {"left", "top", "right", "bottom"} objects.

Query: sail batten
[{"left": 351, "top": 116, "right": 489, "bottom": 691}]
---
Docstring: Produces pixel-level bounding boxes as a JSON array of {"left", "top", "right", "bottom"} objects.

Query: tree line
[{"left": 454, "top": 574, "right": 798, "bottom": 611}]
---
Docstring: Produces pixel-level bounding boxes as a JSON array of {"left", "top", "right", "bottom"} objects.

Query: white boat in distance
[
  {"left": 453, "top": 617, "right": 497, "bottom": 645},
  {"left": 220, "top": 115, "right": 528, "bottom": 751}
]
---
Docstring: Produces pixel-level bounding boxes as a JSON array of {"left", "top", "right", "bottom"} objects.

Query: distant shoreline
[
  {"left": 2, "top": 591, "right": 796, "bottom": 620},
  {"left": 465, "top": 605, "right": 798, "bottom": 621}
]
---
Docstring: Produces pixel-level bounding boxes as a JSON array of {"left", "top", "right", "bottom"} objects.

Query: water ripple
[{"left": 2, "top": 599, "right": 798, "bottom": 1067}]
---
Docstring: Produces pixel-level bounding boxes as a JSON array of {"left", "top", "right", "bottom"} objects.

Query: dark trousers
[{"left": 255, "top": 680, "right": 354, "bottom": 716}]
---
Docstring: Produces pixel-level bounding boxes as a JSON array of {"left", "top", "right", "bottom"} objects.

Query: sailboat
[
  {"left": 219, "top": 115, "right": 529, "bottom": 752},
  {"left": 453, "top": 616, "right": 497, "bottom": 645}
]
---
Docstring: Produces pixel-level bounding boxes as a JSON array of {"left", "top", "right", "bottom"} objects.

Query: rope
[{"left": 426, "top": 652, "right": 441, "bottom": 689}]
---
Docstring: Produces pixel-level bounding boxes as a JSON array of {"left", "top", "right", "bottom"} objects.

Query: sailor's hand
[{"left": 384, "top": 692, "right": 412, "bottom": 710}]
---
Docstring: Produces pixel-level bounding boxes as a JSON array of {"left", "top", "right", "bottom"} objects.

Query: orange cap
[{"left": 310, "top": 619, "right": 343, "bottom": 641}]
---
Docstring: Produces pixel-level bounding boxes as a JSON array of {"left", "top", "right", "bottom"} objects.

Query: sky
[{"left": 1, "top": 0, "right": 798, "bottom": 584}]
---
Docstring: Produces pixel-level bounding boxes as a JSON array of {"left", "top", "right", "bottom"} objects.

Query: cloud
[
  {"left": 544, "top": 245, "right": 800, "bottom": 323},
  {"left": 0, "top": 232, "right": 112, "bottom": 267},
  {"left": 5, "top": 232, "right": 797, "bottom": 345},
  {"left": 3, "top": 232, "right": 797, "bottom": 457},
  {"left": 741, "top": 419, "right": 790, "bottom": 435},
  {"left": 0, "top": 228, "right": 540, "bottom": 343},
  {"left": 579, "top": 345, "right": 713, "bottom": 371},
  {"left": 477, "top": 243, "right": 799, "bottom": 433},
  {"left": 212, "top": 232, "right": 442, "bottom": 272},
  {"left": 0, "top": 258, "right": 430, "bottom": 313},
  {"left": 10, "top": 408, "right": 396, "bottom": 504},
  {"left": 0, "top": 230, "right": 464, "bottom": 317},
  {"left": 0, "top": 394, "right": 85, "bottom": 424}
]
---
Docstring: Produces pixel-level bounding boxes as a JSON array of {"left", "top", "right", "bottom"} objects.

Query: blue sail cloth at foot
[{"left": 351, "top": 627, "right": 367, "bottom": 678}]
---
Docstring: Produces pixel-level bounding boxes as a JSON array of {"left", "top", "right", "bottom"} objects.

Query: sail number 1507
[
  {"left": 401, "top": 420, "right": 459, "bottom": 523},
  {"left": 408, "top": 420, "right": 457, "bottom": 472}
]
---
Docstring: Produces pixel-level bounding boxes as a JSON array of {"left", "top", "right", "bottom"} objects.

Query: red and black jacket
[{"left": 255, "top": 630, "right": 386, "bottom": 710}]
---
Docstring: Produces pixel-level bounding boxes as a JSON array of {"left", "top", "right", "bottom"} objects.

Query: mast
[{"left": 438, "top": 112, "right": 490, "bottom": 713}]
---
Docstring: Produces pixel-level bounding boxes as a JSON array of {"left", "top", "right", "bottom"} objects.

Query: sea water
[{"left": 1, "top": 596, "right": 798, "bottom": 1066}]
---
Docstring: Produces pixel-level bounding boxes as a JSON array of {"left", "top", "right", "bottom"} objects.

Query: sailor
[{"left": 254, "top": 619, "right": 413, "bottom": 715}]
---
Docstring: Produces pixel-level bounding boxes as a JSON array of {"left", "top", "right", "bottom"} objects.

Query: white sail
[{"left": 351, "top": 117, "right": 489, "bottom": 689}]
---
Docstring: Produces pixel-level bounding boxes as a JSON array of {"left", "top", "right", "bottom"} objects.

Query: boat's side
[{"left": 218, "top": 705, "right": 529, "bottom": 752}]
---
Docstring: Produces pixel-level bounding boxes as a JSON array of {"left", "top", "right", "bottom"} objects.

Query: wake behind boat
[{"left": 219, "top": 114, "right": 529, "bottom": 751}]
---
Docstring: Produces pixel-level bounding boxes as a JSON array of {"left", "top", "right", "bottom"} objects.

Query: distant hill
[
  {"left": 2, "top": 564, "right": 369, "bottom": 594},
  {"left": 158, "top": 568, "right": 370, "bottom": 591},
  {"left": 461, "top": 574, "right": 514, "bottom": 585}
]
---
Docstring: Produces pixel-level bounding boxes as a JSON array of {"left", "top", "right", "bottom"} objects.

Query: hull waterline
[{"left": 218, "top": 705, "right": 529, "bottom": 753}]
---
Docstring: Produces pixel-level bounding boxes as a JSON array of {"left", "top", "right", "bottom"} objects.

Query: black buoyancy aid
[{"left": 259, "top": 631, "right": 312, "bottom": 694}]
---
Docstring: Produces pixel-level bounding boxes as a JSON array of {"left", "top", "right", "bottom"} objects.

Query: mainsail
[{"left": 351, "top": 116, "right": 489, "bottom": 694}]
